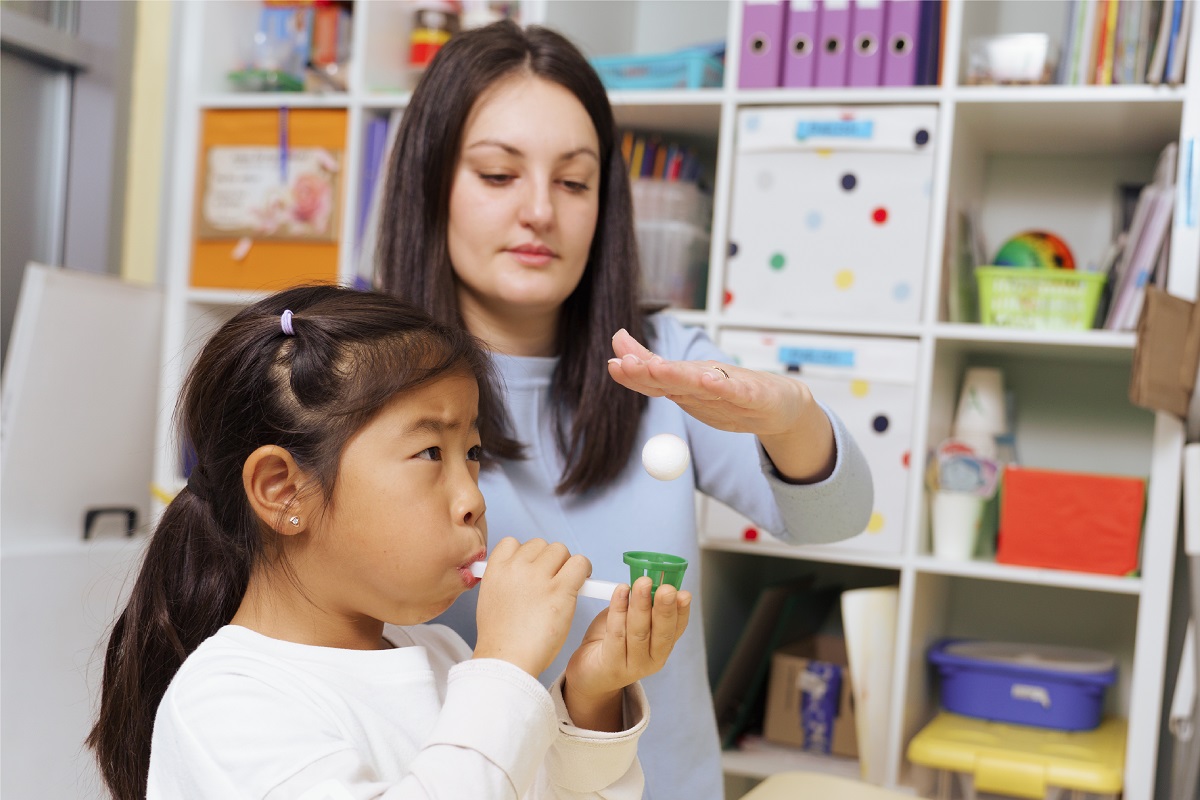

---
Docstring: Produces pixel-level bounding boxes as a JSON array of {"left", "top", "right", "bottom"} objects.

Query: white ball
[{"left": 642, "top": 433, "right": 691, "bottom": 481}]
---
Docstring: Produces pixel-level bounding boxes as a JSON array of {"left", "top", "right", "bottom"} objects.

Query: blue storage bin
[
  {"left": 589, "top": 50, "right": 724, "bottom": 90},
  {"left": 929, "top": 639, "right": 1117, "bottom": 732}
]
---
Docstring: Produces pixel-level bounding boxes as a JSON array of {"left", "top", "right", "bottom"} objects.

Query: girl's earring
[{"left": 289, "top": 516, "right": 300, "bottom": 527}]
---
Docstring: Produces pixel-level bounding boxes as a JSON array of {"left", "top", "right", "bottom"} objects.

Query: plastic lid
[{"left": 942, "top": 641, "right": 1116, "bottom": 674}]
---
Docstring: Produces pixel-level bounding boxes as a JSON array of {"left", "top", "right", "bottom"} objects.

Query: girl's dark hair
[
  {"left": 377, "top": 19, "right": 648, "bottom": 495},
  {"left": 87, "top": 285, "right": 499, "bottom": 800}
]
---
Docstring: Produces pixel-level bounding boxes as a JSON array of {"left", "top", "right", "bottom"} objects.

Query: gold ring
[{"left": 713, "top": 366, "right": 729, "bottom": 379}]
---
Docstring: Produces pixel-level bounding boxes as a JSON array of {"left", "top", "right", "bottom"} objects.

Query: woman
[{"left": 377, "top": 20, "right": 873, "bottom": 800}]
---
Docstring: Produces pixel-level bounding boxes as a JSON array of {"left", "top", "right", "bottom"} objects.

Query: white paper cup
[
  {"left": 931, "top": 491, "right": 986, "bottom": 561},
  {"left": 954, "top": 367, "right": 1006, "bottom": 459}
]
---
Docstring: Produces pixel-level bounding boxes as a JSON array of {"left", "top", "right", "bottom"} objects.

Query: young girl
[
  {"left": 87, "top": 285, "right": 690, "bottom": 800},
  {"left": 376, "top": 20, "right": 874, "bottom": 800}
]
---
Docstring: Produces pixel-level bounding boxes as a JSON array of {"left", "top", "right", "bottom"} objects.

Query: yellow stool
[
  {"left": 742, "top": 771, "right": 914, "bottom": 799},
  {"left": 906, "top": 712, "right": 1126, "bottom": 800}
]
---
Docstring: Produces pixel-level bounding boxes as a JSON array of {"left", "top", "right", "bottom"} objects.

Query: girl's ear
[{"left": 242, "top": 445, "right": 314, "bottom": 535}]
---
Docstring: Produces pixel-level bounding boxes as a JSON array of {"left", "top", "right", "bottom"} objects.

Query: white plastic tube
[{"left": 468, "top": 561, "right": 622, "bottom": 601}]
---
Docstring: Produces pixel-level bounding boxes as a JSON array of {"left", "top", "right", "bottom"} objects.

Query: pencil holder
[{"left": 623, "top": 551, "right": 688, "bottom": 599}]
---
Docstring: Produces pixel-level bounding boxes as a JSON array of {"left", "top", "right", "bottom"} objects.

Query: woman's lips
[{"left": 507, "top": 244, "right": 555, "bottom": 267}]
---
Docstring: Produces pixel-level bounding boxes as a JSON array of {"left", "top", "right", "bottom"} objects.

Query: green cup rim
[{"left": 622, "top": 550, "right": 689, "bottom": 573}]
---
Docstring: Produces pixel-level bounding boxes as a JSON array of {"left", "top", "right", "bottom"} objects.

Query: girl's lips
[
  {"left": 458, "top": 551, "right": 486, "bottom": 588},
  {"left": 459, "top": 566, "right": 481, "bottom": 588}
]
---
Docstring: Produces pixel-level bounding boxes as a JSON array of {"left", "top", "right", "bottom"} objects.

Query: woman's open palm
[{"left": 607, "top": 328, "right": 812, "bottom": 438}]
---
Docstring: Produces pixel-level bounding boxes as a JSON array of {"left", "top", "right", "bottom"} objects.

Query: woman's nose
[{"left": 517, "top": 181, "right": 553, "bottom": 230}]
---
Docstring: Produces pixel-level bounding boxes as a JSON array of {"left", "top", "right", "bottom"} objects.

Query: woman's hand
[
  {"left": 561, "top": 579, "right": 691, "bottom": 732},
  {"left": 473, "top": 537, "right": 592, "bottom": 678},
  {"left": 607, "top": 328, "right": 837, "bottom": 482}
]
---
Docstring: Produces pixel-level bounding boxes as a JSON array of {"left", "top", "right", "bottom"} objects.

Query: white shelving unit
[{"left": 156, "top": 2, "right": 1199, "bottom": 798}]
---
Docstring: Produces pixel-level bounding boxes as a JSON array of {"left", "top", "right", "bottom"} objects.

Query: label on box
[{"left": 798, "top": 662, "right": 843, "bottom": 754}]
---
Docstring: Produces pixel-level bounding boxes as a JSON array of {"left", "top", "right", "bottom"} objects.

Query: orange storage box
[{"left": 996, "top": 466, "right": 1145, "bottom": 576}]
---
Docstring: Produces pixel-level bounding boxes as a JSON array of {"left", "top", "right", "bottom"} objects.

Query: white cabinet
[
  {"left": 1, "top": 266, "right": 161, "bottom": 797},
  {"left": 156, "top": 2, "right": 1199, "bottom": 798}
]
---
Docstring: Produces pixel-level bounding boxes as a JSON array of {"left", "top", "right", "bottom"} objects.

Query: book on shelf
[
  {"left": 1104, "top": 142, "right": 1177, "bottom": 331},
  {"left": 1059, "top": 0, "right": 1189, "bottom": 86},
  {"left": 353, "top": 109, "right": 404, "bottom": 290},
  {"left": 1166, "top": 0, "right": 1194, "bottom": 85},
  {"left": 1146, "top": 0, "right": 1186, "bottom": 84},
  {"left": 1112, "top": 0, "right": 1142, "bottom": 84},
  {"left": 915, "top": 0, "right": 943, "bottom": 87},
  {"left": 1070, "top": 0, "right": 1099, "bottom": 85},
  {"left": 1093, "top": 0, "right": 1119, "bottom": 85},
  {"left": 712, "top": 577, "right": 841, "bottom": 750},
  {"left": 945, "top": 207, "right": 985, "bottom": 324},
  {"left": 355, "top": 115, "right": 389, "bottom": 257}
]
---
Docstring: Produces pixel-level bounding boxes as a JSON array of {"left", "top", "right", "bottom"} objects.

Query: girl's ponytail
[{"left": 87, "top": 489, "right": 250, "bottom": 800}]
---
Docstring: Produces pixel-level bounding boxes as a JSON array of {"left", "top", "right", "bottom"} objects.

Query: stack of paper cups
[{"left": 953, "top": 367, "right": 1006, "bottom": 459}]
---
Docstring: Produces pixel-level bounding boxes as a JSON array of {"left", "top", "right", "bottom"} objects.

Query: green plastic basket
[
  {"left": 975, "top": 266, "right": 1107, "bottom": 331},
  {"left": 623, "top": 551, "right": 688, "bottom": 599}
]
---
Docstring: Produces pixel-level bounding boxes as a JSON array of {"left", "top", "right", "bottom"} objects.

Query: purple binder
[
  {"left": 815, "top": 0, "right": 852, "bottom": 87},
  {"left": 915, "top": 0, "right": 943, "bottom": 86},
  {"left": 848, "top": 0, "right": 886, "bottom": 86},
  {"left": 881, "top": 0, "right": 921, "bottom": 86},
  {"left": 782, "top": 0, "right": 820, "bottom": 87},
  {"left": 739, "top": 1, "right": 787, "bottom": 89}
]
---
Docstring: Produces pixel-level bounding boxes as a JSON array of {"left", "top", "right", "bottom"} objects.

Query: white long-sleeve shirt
[{"left": 148, "top": 624, "right": 648, "bottom": 799}]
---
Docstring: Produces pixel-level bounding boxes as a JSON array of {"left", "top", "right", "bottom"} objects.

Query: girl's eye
[
  {"left": 417, "top": 446, "right": 442, "bottom": 461},
  {"left": 480, "top": 173, "right": 513, "bottom": 186},
  {"left": 467, "top": 445, "right": 482, "bottom": 462},
  {"left": 561, "top": 180, "right": 590, "bottom": 193}
]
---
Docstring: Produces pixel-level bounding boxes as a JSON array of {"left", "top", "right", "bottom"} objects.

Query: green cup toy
[{"left": 622, "top": 551, "right": 689, "bottom": 600}]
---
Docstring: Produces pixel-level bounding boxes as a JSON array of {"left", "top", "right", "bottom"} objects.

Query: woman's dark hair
[
  {"left": 377, "top": 19, "right": 648, "bottom": 495},
  {"left": 86, "top": 285, "right": 499, "bottom": 800}
]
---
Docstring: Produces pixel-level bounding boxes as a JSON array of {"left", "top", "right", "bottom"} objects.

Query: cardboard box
[
  {"left": 763, "top": 635, "right": 858, "bottom": 757},
  {"left": 1130, "top": 286, "right": 1200, "bottom": 419}
]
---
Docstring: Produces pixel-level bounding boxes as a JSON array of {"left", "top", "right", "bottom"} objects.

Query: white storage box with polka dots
[
  {"left": 703, "top": 330, "right": 919, "bottom": 554},
  {"left": 723, "top": 105, "right": 938, "bottom": 325}
]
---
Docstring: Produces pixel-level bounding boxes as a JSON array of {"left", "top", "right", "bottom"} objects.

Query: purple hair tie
[{"left": 281, "top": 309, "right": 295, "bottom": 336}]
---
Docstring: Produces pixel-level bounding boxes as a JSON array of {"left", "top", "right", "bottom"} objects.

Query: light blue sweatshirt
[{"left": 435, "top": 314, "right": 874, "bottom": 800}]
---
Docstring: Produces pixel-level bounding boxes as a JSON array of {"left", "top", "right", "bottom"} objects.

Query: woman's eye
[
  {"left": 467, "top": 445, "right": 483, "bottom": 462},
  {"left": 561, "top": 180, "right": 590, "bottom": 193},
  {"left": 479, "top": 173, "right": 513, "bottom": 186},
  {"left": 417, "top": 446, "right": 442, "bottom": 461}
]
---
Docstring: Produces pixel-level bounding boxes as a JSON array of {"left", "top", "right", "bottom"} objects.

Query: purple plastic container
[{"left": 929, "top": 639, "right": 1117, "bottom": 731}]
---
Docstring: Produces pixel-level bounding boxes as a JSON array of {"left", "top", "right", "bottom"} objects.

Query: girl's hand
[
  {"left": 473, "top": 537, "right": 592, "bottom": 678},
  {"left": 607, "top": 329, "right": 837, "bottom": 482},
  {"left": 562, "top": 578, "right": 692, "bottom": 732}
]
